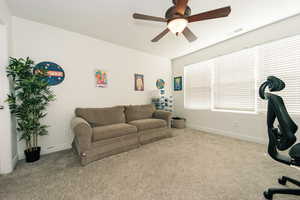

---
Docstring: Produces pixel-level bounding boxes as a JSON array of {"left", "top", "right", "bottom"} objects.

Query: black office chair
[{"left": 259, "top": 76, "right": 300, "bottom": 200}]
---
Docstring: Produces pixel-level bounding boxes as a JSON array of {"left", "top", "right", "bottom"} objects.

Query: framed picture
[
  {"left": 156, "top": 79, "right": 165, "bottom": 89},
  {"left": 174, "top": 76, "right": 183, "bottom": 91},
  {"left": 95, "top": 70, "right": 108, "bottom": 88},
  {"left": 134, "top": 74, "right": 144, "bottom": 91},
  {"left": 34, "top": 62, "right": 65, "bottom": 86}
]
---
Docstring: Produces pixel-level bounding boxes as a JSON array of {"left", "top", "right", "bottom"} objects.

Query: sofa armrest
[
  {"left": 71, "top": 117, "right": 92, "bottom": 154},
  {"left": 153, "top": 110, "right": 172, "bottom": 128}
]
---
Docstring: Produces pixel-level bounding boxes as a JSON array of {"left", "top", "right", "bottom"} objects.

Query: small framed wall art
[
  {"left": 33, "top": 61, "right": 65, "bottom": 86},
  {"left": 156, "top": 79, "right": 165, "bottom": 89},
  {"left": 134, "top": 74, "right": 144, "bottom": 91},
  {"left": 174, "top": 76, "right": 183, "bottom": 91},
  {"left": 95, "top": 70, "right": 108, "bottom": 88}
]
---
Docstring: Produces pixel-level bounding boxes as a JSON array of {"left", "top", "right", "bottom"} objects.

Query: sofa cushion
[
  {"left": 92, "top": 123, "right": 137, "bottom": 142},
  {"left": 128, "top": 118, "right": 167, "bottom": 131},
  {"left": 75, "top": 106, "right": 125, "bottom": 127},
  {"left": 125, "top": 104, "right": 155, "bottom": 122}
]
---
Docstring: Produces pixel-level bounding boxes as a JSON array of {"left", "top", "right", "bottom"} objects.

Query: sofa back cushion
[
  {"left": 125, "top": 104, "right": 155, "bottom": 122},
  {"left": 75, "top": 106, "right": 125, "bottom": 127}
]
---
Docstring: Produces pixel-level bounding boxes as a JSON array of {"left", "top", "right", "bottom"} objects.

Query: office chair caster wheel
[
  {"left": 278, "top": 177, "right": 287, "bottom": 185},
  {"left": 263, "top": 191, "right": 273, "bottom": 200}
]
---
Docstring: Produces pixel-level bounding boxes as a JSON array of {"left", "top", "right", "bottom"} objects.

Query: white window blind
[
  {"left": 258, "top": 35, "right": 300, "bottom": 113},
  {"left": 213, "top": 48, "right": 256, "bottom": 112},
  {"left": 184, "top": 60, "right": 213, "bottom": 109}
]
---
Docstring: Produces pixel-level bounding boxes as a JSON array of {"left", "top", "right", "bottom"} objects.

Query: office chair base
[
  {"left": 264, "top": 176, "right": 300, "bottom": 200},
  {"left": 278, "top": 176, "right": 300, "bottom": 187},
  {"left": 264, "top": 189, "right": 300, "bottom": 200},
  {"left": 263, "top": 191, "right": 272, "bottom": 200}
]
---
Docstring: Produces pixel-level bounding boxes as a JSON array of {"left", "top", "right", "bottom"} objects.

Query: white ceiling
[{"left": 7, "top": 0, "right": 300, "bottom": 59}]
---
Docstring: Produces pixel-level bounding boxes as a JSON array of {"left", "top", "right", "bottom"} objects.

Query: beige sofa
[{"left": 71, "top": 104, "right": 172, "bottom": 165}]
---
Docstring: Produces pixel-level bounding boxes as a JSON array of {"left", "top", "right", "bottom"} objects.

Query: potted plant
[{"left": 6, "top": 57, "right": 55, "bottom": 163}]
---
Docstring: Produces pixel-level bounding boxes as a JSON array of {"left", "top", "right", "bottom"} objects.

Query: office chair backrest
[
  {"left": 259, "top": 76, "right": 285, "bottom": 100},
  {"left": 266, "top": 94, "right": 297, "bottom": 149},
  {"left": 259, "top": 76, "right": 298, "bottom": 165}
]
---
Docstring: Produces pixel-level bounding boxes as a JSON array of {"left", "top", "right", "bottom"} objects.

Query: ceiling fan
[{"left": 133, "top": 0, "right": 231, "bottom": 43}]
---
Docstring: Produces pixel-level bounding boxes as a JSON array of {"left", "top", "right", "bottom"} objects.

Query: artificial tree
[{"left": 6, "top": 57, "right": 55, "bottom": 162}]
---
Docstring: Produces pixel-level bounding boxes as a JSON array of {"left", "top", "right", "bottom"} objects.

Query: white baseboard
[
  {"left": 18, "top": 143, "right": 71, "bottom": 160},
  {"left": 0, "top": 154, "right": 19, "bottom": 174},
  {"left": 187, "top": 123, "right": 267, "bottom": 144},
  {"left": 12, "top": 154, "right": 18, "bottom": 168}
]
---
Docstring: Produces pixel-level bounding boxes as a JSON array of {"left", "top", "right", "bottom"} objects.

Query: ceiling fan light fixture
[{"left": 167, "top": 18, "right": 188, "bottom": 34}]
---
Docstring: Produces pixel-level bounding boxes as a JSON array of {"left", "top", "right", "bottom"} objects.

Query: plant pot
[{"left": 24, "top": 147, "right": 41, "bottom": 163}]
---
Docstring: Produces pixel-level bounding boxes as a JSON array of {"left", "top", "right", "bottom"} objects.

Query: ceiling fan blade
[
  {"left": 133, "top": 13, "right": 167, "bottom": 22},
  {"left": 176, "top": 0, "right": 189, "bottom": 16},
  {"left": 151, "top": 29, "right": 170, "bottom": 42},
  {"left": 188, "top": 6, "right": 231, "bottom": 23},
  {"left": 182, "top": 27, "right": 198, "bottom": 42}
]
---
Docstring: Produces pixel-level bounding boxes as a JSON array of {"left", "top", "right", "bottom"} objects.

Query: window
[
  {"left": 213, "top": 48, "right": 257, "bottom": 112},
  {"left": 184, "top": 60, "right": 213, "bottom": 109},
  {"left": 183, "top": 34, "right": 300, "bottom": 114},
  {"left": 258, "top": 35, "right": 300, "bottom": 114}
]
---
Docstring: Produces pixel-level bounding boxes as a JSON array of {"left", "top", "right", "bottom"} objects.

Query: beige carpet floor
[{"left": 1, "top": 129, "right": 300, "bottom": 200}]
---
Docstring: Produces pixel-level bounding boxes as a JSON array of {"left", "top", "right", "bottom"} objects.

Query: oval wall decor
[
  {"left": 156, "top": 79, "right": 165, "bottom": 89},
  {"left": 34, "top": 62, "right": 65, "bottom": 86}
]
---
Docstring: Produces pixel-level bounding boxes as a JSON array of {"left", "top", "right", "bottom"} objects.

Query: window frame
[{"left": 183, "top": 47, "right": 259, "bottom": 114}]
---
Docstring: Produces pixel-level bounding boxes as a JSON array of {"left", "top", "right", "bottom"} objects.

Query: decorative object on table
[
  {"left": 134, "top": 74, "right": 144, "bottom": 91},
  {"left": 6, "top": 57, "right": 56, "bottom": 163},
  {"left": 156, "top": 79, "right": 165, "bottom": 89},
  {"left": 171, "top": 117, "right": 186, "bottom": 129},
  {"left": 152, "top": 95, "right": 173, "bottom": 112},
  {"left": 151, "top": 90, "right": 161, "bottom": 110},
  {"left": 157, "top": 89, "right": 173, "bottom": 112},
  {"left": 159, "top": 89, "right": 166, "bottom": 110},
  {"left": 151, "top": 98, "right": 161, "bottom": 110},
  {"left": 174, "top": 76, "right": 183, "bottom": 91},
  {"left": 165, "top": 95, "right": 173, "bottom": 112},
  {"left": 95, "top": 70, "right": 108, "bottom": 88},
  {"left": 33, "top": 61, "right": 65, "bottom": 86},
  {"left": 151, "top": 81, "right": 173, "bottom": 111}
]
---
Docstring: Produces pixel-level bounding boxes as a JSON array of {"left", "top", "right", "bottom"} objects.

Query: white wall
[
  {"left": 0, "top": 0, "right": 17, "bottom": 174},
  {"left": 12, "top": 17, "right": 171, "bottom": 159},
  {"left": 172, "top": 14, "right": 300, "bottom": 144}
]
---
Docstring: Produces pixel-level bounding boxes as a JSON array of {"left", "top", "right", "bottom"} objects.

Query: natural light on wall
[{"left": 184, "top": 33, "right": 300, "bottom": 114}]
